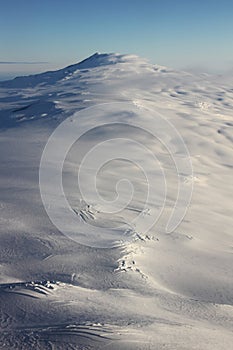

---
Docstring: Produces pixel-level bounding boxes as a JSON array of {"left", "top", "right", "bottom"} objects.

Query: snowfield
[{"left": 0, "top": 53, "right": 232, "bottom": 349}]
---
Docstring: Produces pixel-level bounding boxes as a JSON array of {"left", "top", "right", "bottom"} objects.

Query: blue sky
[{"left": 0, "top": 0, "right": 233, "bottom": 79}]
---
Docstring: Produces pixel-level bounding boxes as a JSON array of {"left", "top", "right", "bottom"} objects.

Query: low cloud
[{"left": 0, "top": 61, "right": 48, "bottom": 64}]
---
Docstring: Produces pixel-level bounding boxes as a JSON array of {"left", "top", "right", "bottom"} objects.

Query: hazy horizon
[{"left": 0, "top": 52, "right": 233, "bottom": 82}]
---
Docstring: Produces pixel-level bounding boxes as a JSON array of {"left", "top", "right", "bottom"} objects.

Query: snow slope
[{"left": 0, "top": 53, "right": 232, "bottom": 349}]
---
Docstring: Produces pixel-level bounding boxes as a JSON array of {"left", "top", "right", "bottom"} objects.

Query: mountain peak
[
  {"left": 0, "top": 53, "right": 150, "bottom": 88},
  {"left": 69, "top": 52, "right": 119, "bottom": 69},
  {"left": 68, "top": 52, "right": 150, "bottom": 70}
]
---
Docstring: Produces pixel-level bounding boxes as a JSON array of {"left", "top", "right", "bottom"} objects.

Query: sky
[{"left": 0, "top": 0, "right": 233, "bottom": 79}]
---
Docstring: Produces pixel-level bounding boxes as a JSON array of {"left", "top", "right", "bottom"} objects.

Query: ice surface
[{"left": 0, "top": 53, "right": 232, "bottom": 349}]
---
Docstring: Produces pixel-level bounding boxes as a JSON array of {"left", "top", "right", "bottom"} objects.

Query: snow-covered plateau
[{"left": 0, "top": 53, "right": 232, "bottom": 349}]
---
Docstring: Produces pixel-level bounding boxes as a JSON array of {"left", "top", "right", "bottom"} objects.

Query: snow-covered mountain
[{"left": 0, "top": 53, "right": 232, "bottom": 349}]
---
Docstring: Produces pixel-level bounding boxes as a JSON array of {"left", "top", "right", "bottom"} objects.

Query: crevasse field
[{"left": 0, "top": 53, "right": 232, "bottom": 349}]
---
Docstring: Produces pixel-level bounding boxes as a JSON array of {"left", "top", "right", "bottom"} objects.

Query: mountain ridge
[{"left": 0, "top": 52, "right": 152, "bottom": 88}]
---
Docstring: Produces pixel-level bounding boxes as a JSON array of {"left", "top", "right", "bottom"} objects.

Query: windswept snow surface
[{"left": 0, "top": 53, "right": 233, "bottom": 349}]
